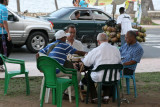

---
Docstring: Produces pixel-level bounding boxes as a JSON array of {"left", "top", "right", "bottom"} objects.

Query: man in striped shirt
[
  {"left": 0, "top": 0, "right": 12, "bottom": 72},
  {"left": 37, "top": 30, "right": 86, "bottom": 76},
  {"left": 120, "top": 30, "right": 144, "bottom": 75}
]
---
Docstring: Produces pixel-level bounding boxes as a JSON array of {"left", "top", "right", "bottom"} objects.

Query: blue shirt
[
  {"left": 0, "top": 4, "right": 8, "bottom": 34},
  {"left": 39, "top": 40, "right": 77, "bottom": 73},
  {"left": 79, "top": 0, "right": 88, "bottom": 7},
  {"left": 120, "top": 42, "right": 144, "bottom": 70}
]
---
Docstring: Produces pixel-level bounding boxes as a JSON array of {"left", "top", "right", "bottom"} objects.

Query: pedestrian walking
[{"left": 0, "top": 0, "right": 13, "bottom": 72}]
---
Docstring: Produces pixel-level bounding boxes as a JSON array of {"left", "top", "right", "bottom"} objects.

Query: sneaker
[{"left": 0, "top": 65, "right": 5, "bottom": 72}]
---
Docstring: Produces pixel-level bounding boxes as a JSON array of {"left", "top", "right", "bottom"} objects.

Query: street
[{"left": 0, "top": 28, "right": 160, "bottom": 78}]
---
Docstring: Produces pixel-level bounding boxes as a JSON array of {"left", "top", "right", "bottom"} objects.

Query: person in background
[
  {"left": 66, "top": 25, "right": 84, "bottom": 51},
  {"left": 120, "top": 30, "right": 144, "bottom": 75},
  {"left": 117, "top": 7, "right": 133, "bottom": 46},
  {"left": 79, "top": 0, "right": 88, "bottom": 7},
  {"left": 73, "top": 0, "right": 79, "bottom": 7},
  {"left": 82, "top": 33, "right": 121, "bottom": 103},
  {"left": 0, "top": 0, "right": 13, "bottom": 72},
  {"left": 74, "top": 11, "right": 80, "bottom": 20}
]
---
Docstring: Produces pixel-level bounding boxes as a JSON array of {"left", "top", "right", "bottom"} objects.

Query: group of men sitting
[{"left": 36, "top": 25, "right": 144, "bottom": 104}]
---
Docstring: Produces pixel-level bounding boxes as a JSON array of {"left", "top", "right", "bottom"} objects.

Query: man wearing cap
[{"left": 37, "top": 30, "right": 86, "bottom": 76}]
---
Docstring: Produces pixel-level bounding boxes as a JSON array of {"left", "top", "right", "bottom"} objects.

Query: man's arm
[
  {"left": 3, "top": 21, "right": 11, "bottom": 41},
  {"left": 123, "top": 60, "right": 137, "bottom": 66},
  {"left": 74, "top": 50, "right": 87, "bottom": 56}
]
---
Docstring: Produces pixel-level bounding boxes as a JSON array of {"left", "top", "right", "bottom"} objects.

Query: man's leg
[{"left": 0, "top": 35, "right": 4, "bottom": 71}]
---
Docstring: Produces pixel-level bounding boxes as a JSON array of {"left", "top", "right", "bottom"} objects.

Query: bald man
[{"left": 82, "top": 33, "right": 121, "bottom": 103}]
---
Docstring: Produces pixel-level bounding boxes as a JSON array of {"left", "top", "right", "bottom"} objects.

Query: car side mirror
[{"left": 8, "top": 15, "right": 19, "bottom": 22}]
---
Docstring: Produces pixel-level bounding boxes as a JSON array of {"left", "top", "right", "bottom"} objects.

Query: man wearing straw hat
[{"left": 0, "top": 0, "right": 12, "bottom": 72}]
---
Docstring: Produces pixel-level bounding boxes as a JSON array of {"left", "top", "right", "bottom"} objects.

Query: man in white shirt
[
  {"left": 82, "top": 33, "right": 121, "bottom": 103},
  {"left": 66, "top": 25, "right": 84, "bottom": 51},
  {"left": 117, "top": 7, "right": 133, "bottom": 46}
]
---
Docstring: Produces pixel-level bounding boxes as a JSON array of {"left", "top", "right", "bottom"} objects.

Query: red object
[
  {"left": 99, "top": 3, "right": 105, "bottom": 5},
  {"left": 49, "top": 21, "right": 54, "bottom": 27}
]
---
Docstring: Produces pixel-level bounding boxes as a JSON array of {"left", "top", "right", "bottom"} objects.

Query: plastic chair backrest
[
  {"left": 94, "top": 64, "right": 123, "bottom": 83},
  {"left": 37, "top": 56, "right": 66, "bottom": 87},
  {"left": 0, "top": 54, "right": 26, "bottom": 74}
]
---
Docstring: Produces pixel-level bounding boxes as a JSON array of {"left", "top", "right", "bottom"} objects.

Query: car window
[
  {"left": 8, "top": 11, "right": 14, "bottom": 21},
  {"left": 92, "top": 10, "right": 110, "bottom": 21},
  {"left": 71, "top": 10, "right": 92, "bottom": 20},
  {"left": 48, "top": 8, "right": 71, "bottom": 18}
]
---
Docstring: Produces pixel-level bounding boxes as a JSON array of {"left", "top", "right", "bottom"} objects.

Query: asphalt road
[{"left": 10, "top": 28, "right": 160, "bottom": 62}]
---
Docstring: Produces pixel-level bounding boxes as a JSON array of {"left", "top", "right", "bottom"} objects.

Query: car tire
[{"left": 26, "top": 31, "right": 48, "bottom": 53}]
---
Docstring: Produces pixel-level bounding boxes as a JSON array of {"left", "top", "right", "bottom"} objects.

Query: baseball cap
[{"left": 55, "top": 30, "right": 70, "bottom": 39}]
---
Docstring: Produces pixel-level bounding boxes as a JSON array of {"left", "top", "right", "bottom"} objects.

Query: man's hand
[
  {"left": 7, "top": 34, "right": 11, "bottom": 41},
  {"left": 0, "top": 23, "right": 3, "bottom": 28},
  {"left": 36, "top": 53, "right": 39, "bottom": 59}
]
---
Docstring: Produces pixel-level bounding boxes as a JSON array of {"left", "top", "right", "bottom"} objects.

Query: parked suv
[{"left": 7, "top": 8, "right": 55, "bottom": 53}]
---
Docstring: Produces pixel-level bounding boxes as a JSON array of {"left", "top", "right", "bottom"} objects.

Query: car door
[
  {"left": 7, "top": 11, "right": 24, "bottom": 44},
  {"left": 70, "top": 10, "right": 96, "bottom": 41},
  {"left": 91, "top": 10, "right": 111, "bottom": 34}
]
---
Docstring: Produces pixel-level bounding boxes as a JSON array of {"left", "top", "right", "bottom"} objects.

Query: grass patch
[
  {"left": 152, "top": 22, "right": 159, "bottom": 25},
  {"left": 0, "top": 77, "right": 42, "bottom": 99},
  {"left": 0, "top": 72, "right": 160, "bottom": 99}
]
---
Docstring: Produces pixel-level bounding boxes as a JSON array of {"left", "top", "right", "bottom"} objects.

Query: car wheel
[{"left": 26, "top": 31, "right": 48, "bottom": 53}]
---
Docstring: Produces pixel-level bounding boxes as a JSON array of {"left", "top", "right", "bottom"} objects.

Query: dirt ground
[
  {"left": 0, "top": 91, "right": 160, "bottom": 107},
  {"left": 0, "top": 73, "right": 160, "bottom": 107}
]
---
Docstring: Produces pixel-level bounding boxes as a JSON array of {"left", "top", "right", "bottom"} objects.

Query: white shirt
[
  {"left": 83, "top": 42, "right": 121, "bottom": 82},
  {"left": 117, "top": 13, "right": 133, "bottom": 35},
  {"left": 66, "top": 39, "right": 84, "bottom": 51}
]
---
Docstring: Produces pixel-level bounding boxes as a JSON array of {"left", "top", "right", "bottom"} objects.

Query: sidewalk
[{"left": 0, "top": 58, "right": 160, "bottom": 78}]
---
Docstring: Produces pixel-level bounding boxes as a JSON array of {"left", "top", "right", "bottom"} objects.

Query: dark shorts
[{"left": 123, "top": 68, "right": 134, "bottom": 75}]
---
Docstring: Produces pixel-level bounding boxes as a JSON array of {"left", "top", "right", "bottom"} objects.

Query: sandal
[
  {"left": 102, "top": 98, "right": 110, "bottom": 104},
  {"left": 91, "top": 98, "right": 98, "bottom": 104}
]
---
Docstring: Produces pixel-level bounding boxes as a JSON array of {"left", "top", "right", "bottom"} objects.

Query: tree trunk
[
  {"left": 16, "top": 0, "right": 20, "bottom": 12},
  {"left": 141, "top": 0, "right": 150, "bottom": 17},
  {"left": 54, "top": 0, "right": 58, "bottom": 10},
  {"left": 112, "top": 2, "right": 117, "bottom": 15},
  {"left": 149, "top": 0, "right": 154, "bottom": 11},
  {"left": 126, "top": 1, "right": 134, "bottom": 14},
  {"left": 94, "top": 0, "right": 99, "bottom": 6},
  {"left": 141, "top": 0, "right": 152, "bottom": 24}
]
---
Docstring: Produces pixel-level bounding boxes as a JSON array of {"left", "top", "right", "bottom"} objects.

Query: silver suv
[{"left": 7, "top": 8, "right": 55, "bottom": 53}]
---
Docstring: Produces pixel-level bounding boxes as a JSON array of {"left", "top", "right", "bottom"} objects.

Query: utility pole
[
  {"left": 16, "top": 0, "right": 21, "bottom": 12},
  {"left": 54, "top": 0, "right": 58, "bottom": 10}
]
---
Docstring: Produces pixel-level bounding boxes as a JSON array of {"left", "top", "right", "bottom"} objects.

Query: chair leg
[
  {"left": 112, "top": 85, "right": 116, "bottom": 102},
  {"left": 25, "top": 72, "right": 30, "bottom": 95},
  {"left": 52, "top": 88, "right": 56, "bottom": 105},
  {"left": 57, "top": 88, "right": 63, "bottom": 107},
  {"left": 40, "top": 77, "right": 45, "bottom": 100},
  {"left": 4, "top": 76, "right": 10, "bottom": 95},
  {"left": 85, "top": 79, "right": 90, "bottom": 104},
  {"left": 45, "top": 88, "right": 50, "bottom": 103},
  {"left": 40, "top": 86, "right": 46, "bottom": 107},
  {"left": 126, "top": 78, "right": 130, "bottom": 95},
  {"left": 133, "top": 77, "right": 137, "bottom": 98},
  {"left": 68, "top": 86, "right": 72, "bottom": 103},
  {"left": 74, "top": 84, "right": 79, "bottom": 107},
  {"left": 116, "top": 83, "right": 120, "bottom": 107},
  {"left": 98, "top": 83, "right": 102, "bottom": 107}
]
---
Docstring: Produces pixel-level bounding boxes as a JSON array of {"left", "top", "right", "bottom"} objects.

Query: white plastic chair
[{"left": 40, "top": 76, "right": 72, "bottom": 103}]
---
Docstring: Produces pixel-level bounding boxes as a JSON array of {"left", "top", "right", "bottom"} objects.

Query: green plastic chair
[
  {"left": 85, "top": 64, "right": 123, "bottom": 107},
  {"left": 0, "top": 54, "right": 30, "bottom": 95},
  {"left": 37, "top": 56, "right": 79, "bottom": 107}
]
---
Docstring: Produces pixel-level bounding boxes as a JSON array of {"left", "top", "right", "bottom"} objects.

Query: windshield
[{"left": 48, "top": 8, "right": 71, "bottom": 18}]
